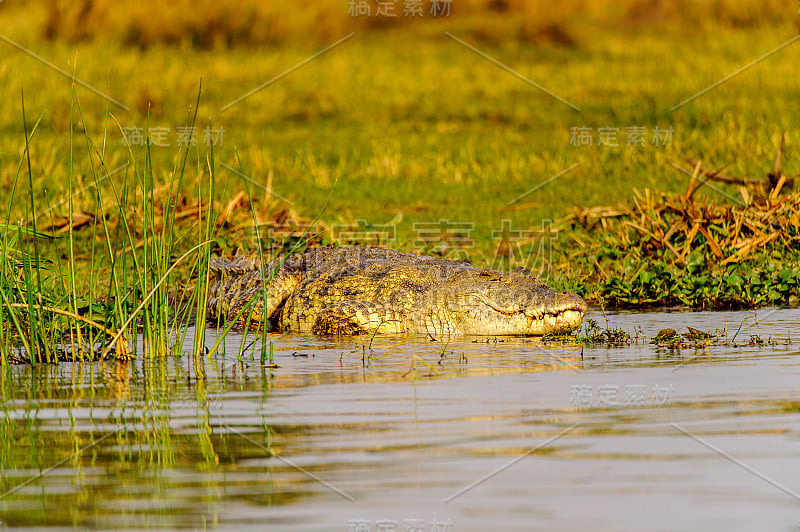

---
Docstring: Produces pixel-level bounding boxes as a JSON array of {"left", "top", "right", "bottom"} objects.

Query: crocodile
[{"left": 207, "top": 246, "right": 587, "bottom": 336}]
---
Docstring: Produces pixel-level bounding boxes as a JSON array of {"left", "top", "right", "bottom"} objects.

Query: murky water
[{"left": 1, "top": 308, "right": 799, "bottom": 531}]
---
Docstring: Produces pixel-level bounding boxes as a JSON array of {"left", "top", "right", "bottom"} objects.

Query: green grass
[
  {"left": 0, "top": 83, "right": 220, "bottom": 363},
  {"left": 2, "top": 25, "right": 795, "bottom": 231}
]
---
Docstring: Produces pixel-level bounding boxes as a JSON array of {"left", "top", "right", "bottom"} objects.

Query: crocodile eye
[
  {"left": 477, "top": 270, "right": 504, "bottom": 282},
  {"left": 511, "top": 266, "right": 532, "bottom": 277}
]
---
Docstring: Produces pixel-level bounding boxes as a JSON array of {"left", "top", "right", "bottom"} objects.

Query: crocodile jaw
[
  {"left": 523, "top": 308, "right": 586, "bottom": 335},
  {"left": 453, "top": 292, "right": 587, "bottom": 336},
  {"left": 446, "top": 294, "right": 587, "bottom": 336},
  {"left": 523, "top": 293, "right": 588, "bottom": 335},
  {"left": 449, "top": 308, "right": 585, "bottom": 336}
]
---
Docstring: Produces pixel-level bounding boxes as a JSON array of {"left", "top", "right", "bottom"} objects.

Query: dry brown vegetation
[
  {"left": 26, "top": 0, "right": 797, "bottom": 48},
  {"left": 563, "top": 136, "right": 799, "bottom": 269},
  {"left": 565, "top": 187, "right": 800, "bottom": 269}
]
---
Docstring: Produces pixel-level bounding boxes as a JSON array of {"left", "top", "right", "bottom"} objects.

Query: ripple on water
[{"left": 0, "top": 308, "right": 798, "bottom": 531}]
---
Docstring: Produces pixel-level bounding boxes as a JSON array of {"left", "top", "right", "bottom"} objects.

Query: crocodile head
[{"left": 440, "top": 267, "right": 587, "bottom": 335}]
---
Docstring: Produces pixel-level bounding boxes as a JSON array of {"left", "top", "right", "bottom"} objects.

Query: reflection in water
[{"left": 0, "top": 308, "right": 798, "bottom": 530}]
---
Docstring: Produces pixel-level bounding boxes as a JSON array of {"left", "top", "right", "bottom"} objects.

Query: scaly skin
[{"left": 207, "top": 247, "right": 587, "bottom": 336}]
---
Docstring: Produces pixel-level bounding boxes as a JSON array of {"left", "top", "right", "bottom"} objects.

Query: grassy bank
[{"left": 0, "top": 1, "right": 798, "bottom": 360}]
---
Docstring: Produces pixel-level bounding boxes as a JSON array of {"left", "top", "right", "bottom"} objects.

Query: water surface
[{"left": 1, "top": 308, "right": 799, "bottom": 531}]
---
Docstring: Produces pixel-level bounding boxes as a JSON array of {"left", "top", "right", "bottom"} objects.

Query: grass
[
  {"left": 0, "top": 83, "right": 220, "bottom": 363},
  {"left": 0, "top": 2, "right": 798, "bottom": 361}
]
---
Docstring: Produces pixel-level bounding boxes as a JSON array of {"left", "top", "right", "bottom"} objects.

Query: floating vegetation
[
  {"left": 650, "top": 325, "right": 784, "bottom": 352},
  {"left": 578, "top": 318, "right": 632, "bottom": 346},
  {"left": 540, "top": 318, "right": 632, "bottom": 347}
]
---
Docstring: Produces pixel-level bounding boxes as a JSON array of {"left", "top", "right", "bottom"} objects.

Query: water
[{"left": 1, "top": 308, "right": 799, "bottom": 531}]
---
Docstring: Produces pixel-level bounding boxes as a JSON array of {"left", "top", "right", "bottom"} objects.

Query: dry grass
[
  {"left": 23, "top": 0, "right": 797, "bottom": 48},
  {"left": 564, "top": 187, "right": 800, "bottom": 268}
]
